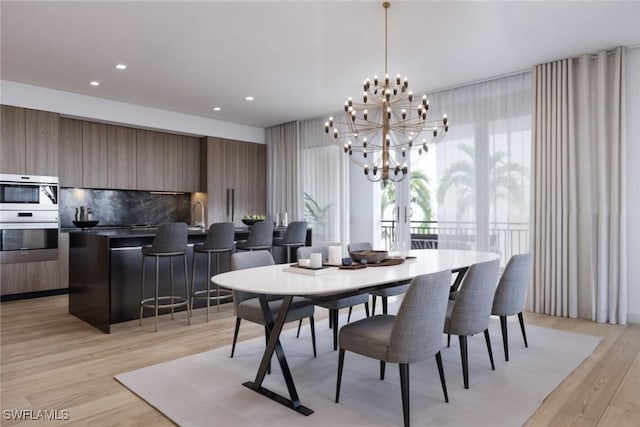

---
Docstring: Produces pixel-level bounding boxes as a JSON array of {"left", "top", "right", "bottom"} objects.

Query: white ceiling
[{"left": 1, "top": 1, "right": 639, "bottom": 129}]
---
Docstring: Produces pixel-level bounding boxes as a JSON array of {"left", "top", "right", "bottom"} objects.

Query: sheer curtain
[
  {"left": 421, "top": 73, "right": 532, "bottom": 266},
  {"left": 529, "top": 47, "right": 626, "bottom": 324},
  {"left": 299, "top": 116, "right": 350, "bottom": 247},
  {"left": 266, "top": 121, "right": 302, "bottom": 222}
]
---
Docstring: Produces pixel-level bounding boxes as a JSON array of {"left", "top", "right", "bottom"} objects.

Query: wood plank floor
[{"left": 1, "top": 295, "right": 638, "bottom": 426}]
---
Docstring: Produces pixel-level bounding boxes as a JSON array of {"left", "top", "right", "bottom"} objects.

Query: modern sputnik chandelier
[{"left": 324, "top": 2, "right": 449, "bottom": 184}]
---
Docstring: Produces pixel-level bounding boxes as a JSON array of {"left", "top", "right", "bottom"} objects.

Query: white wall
[
  {"left": 625, "top": 48, "right": 640, "bottom": 323},
  {"left": 0, "top": 80, "right": 265, "bottom": 144}
]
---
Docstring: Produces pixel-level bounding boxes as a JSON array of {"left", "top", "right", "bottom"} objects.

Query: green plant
[
  {"left": 380, "top": 170, "right": 434, "bottom": 221},
  {"left": 303, "top": 192, "right": 331, "bottom": 227}
]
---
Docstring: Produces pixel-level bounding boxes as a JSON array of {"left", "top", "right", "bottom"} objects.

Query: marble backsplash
[{"left": 60, "top": 188, "right": 190, "bottom": 228}]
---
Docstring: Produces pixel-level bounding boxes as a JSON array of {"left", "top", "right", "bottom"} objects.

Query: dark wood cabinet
[
  {"left": 58, "top": 118, "right": 83, "bottom": 187},
  {"left": 163, "top": 133, "right": 182, "bottom": 191},
  {"left": 136, "top": 129, "right": 164, "bottom": 191},
  {"left": 82, "top": 122, "right": 108, "bottom": 188},
  {"left": 0, "top": 105, "right": 26, "bottom": 174},
  {"left": 26, "top": 109, "right": 59, "bottom": 176},
  {"left": 182, "top": 136, "right": 201, "bottom": 193},
  {"left": 107, "top": 125, "right": 137, "bottom": 189},
  {"left": 206, "top": 137, "right": 266, "bottom": 225},
  {"left": 0, "top": 258, "right": 61, "bottom": 296}
]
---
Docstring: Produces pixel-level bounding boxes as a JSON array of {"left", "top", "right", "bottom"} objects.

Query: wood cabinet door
[
  {"left": 0, "top": 263, "right": 26, "bottom": 295},
  {"left": 136, "top": 129, "right": 164, "bottom": 191},
  {"left": 0, "top": 105, "right": 26, "bottom": 174},
  {"left": 82, "top": 122, "right": 108, "bottom": 188},
  {"left": 182, "top": 136, "right": 201, "bottom": 193},
  {"left": 58, "top": 118, "right": 83, "bottom": 187},
  {"left": 26, "top": 260, "right": 60, "bottom": 292},
  {"left": 246, "top": 142, "right": 267, "bottom": 218},
  {"left": 107, "top": 125, "right": 137, "bottom": 189},
  {"left": 206, "top": 137, "right": 230, "bottom": 223},
  {"left": 163, "top": 133, "right": 182, "bottom": 191},
  {"left": 59, "top": 233, "right": 69, "bottom": 289},
  {"left": 25, "top": 109, "right": 59, "bottom": 176}
]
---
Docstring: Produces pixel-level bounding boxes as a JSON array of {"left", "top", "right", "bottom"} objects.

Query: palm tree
[
  {"left": 437, "top": 143, "right": 528, "bottom": 218},
  {"left": 381, "top": 170, "right": 434, "bottom": 222}
]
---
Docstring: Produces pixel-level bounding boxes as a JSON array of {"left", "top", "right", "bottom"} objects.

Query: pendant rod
[{"left": 383, "top": 2, "right": 390, "bottom": 75}]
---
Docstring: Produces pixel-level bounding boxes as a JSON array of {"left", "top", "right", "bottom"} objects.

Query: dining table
[{"left": 211, "top": 249, "right": 500, "bottom": 416}]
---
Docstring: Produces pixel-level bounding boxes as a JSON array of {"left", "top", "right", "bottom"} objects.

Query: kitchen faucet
[{"left": 192, "top": 200, "right": 205, "bottom": 229}]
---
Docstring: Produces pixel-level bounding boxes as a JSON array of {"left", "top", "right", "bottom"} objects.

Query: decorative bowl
[
  {"left": 73, "top": 220, "right": 99, "bottom": 228},
  {"left": 349, "top": 250, "right": 388, "bottom": 264},
  {"left": 241, "top": 218, "right": 263, "bottom": 226}
]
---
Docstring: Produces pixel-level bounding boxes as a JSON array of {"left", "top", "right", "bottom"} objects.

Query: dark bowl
[
  {"left": 73, "top": 220, "right": 100, "bottom": 228},
  {"left": 349, "top": 250, "right": 388, "bottom": 264},
  {"left": 241, "top": 218, "right": 263, "bottom": 226}
]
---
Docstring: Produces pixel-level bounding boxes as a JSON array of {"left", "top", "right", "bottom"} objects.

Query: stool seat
[
  {"left": 236, "top": 221, "right": 274, "bottom": 252},
  {"left": 139, "top": 223, "right": 190, "bottom": 332},
  {"left": 272, "top": 221, "right": 307, "bottom": 263}
]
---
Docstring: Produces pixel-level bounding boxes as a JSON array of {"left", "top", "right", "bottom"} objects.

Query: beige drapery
[
  {"left": 266, "top": 121, "right": 302, "bottom": 222},
  {"left": 529, "top": 47, "right": 627, "bottom": 324}
]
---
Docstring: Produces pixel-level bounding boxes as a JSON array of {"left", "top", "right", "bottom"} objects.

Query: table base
[{"left": 242, "top": 381, "right": 314, "bottom": 415}]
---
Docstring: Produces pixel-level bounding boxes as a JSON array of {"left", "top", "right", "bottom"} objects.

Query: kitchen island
[{"left": 68, "top": 226, "right": 309, "bottom": 333}]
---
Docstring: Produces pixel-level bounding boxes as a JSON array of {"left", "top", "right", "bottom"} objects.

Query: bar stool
[
  {"left": 272, "top": 220, "right": 308, "bottom": 264},
  {"left": 139, "top": 222, "right": 190, "bottom": 332},
  {"left": 190, "top": 222, "right": 235, "bottom": 321},
  {"left": 236, "top": 220, "right": 274, "bottom": 252}
]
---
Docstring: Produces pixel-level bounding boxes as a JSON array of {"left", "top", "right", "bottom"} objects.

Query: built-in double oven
[{"left": 0, "top": 173, "right": 59, "bottom": 263}]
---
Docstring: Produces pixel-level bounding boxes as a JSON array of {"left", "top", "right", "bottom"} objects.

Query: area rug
[{"left": 116, "top": 311, "right": 601, "bottom": 427}]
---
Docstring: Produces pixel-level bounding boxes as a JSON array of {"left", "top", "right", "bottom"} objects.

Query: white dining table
[{"left": 211, "top": 249, "right": 500, "bottom": 416}]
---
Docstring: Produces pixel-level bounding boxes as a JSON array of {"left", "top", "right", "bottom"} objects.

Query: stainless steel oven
[
  {"left": 0, "top": 174, "right": 59, "bottom": 264},
  {"left": 0, "top": 173, "right": 58, "bottom": 210}
]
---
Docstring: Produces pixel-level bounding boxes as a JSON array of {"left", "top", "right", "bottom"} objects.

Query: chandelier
[{"left": 324, "top": 1, "right": 449, "bottom": 184}]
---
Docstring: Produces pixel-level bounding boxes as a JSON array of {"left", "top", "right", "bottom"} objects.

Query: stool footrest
[{"left": 141, "top": 296, "right": 189, "bottom": 310}]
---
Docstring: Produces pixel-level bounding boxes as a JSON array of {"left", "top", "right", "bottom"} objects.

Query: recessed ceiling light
[
  {"left": 115, "top": 64, "right": 127, "bottom": 70},
  {"left": 212, "top": 107, "right": 221, "bottom": 111},
  {"left": 245, "top": 96, "right": 255, "bottom": 101},
  {"left": 89, "top": 81, "right": 100, "bottom": 86}
]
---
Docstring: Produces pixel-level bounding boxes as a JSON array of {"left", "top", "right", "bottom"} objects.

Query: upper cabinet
[
  {"left": 182, "top": 136, "right": 201, "bottom": 193},
  {"left": 107, "top": 125, "right": 137, "bottom": 190},
  {"left": 136, "top": 129, "right": 164, "bottom": 191},
  {"left": 163, "top": 133, "right": 182, "bottom": 192},
  {"left": 58, "top": 118, "right": 83, "bottom": 187},
  {"left": 0, "top": 105, "right": 26, "bottom": 174},
  {"left": 1, "top": 106, "right": 58, "bottom": 176},
  {"left": 82, "top": 122, "right": 108, "bottom": 188}
]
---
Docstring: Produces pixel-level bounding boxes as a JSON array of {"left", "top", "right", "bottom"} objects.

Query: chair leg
[
  {"left": 364, "top": 301, "right": 370, "bottom": 317},
  {"left": 371, "top": 296, "right": 377, "bottom": 316},
  {"left": 399, "top": 363, "right": 410, "bottom": 427},
  {"left": 139, "top": 255, "right": 145, "bottom": 326},
  {"left": 500, "top": 315, "right": 509, "bottom": 361},
  {"left": 206, "top": 252, "right": 211, "bottom": 322},
  {"left": 382, "top": 296, "right": 388, "bottom": 314},
  {"left": 154, "top": 256, "right": 159, "bottom": 332},
  {"left": 435, "top": 351, "right": 449, "bottom": 403},
  {"left": 484, "top": 329, "right": 495, "bottom": 370},
  {"left": 459, "top": 335, "right": 469, "bottom": 389},
  {"left": 518, "top": 312, "right": 529, "bottom": 348},
  {"left": 296, "top": 319, "right": 303, "bottom": 338},
  {"left": 230, "top": 317, "right": 241, "bottom": 357},
  {"left": 336, "top": 348, "right": 346, "bottom": 403},
  {"left": 332, "top": 309, "right": 339, "bottom": 351},
  {"left": 169, "top": 257, "right": 175, "bottom": 320},
  {"left": 190, "top": 251, "right": 197, "bottom": 318},
  {"left": 380, "top": 361, "right": 386, "bottom": 380},
  {"left": 184, "top": 254, "right": 190, "bottom": 325},
  {"left": 347, "top": 306, "right": 353, "bottom": 323},
  {"left": 309, "top": 316, "right": 317, "bottom": 358},
  {"left": 447, "top": 334, "right": 451, "bottom": 347}
]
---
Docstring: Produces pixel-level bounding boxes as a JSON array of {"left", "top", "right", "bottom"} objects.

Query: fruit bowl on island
[{"left": 241, "top": 214, "right": 266, "bottom": 226}]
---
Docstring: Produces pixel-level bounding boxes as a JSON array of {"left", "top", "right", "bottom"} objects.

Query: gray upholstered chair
[
  {"left": 190, "top": 222, "right": 235, "bottom": 320},
  {"left": 273, "top": 221, "right": 308, "bottom": 263},
  {"left": 229, "top": 250, "right": 316, "bottom": 358},
  {"left": 348, "top": 242, "right": 409, "bottom": 315},
  {"left": 236, "top": 220, "right": 274, "bottom": 252},
  {"left": 335, "top": 270, "right": 452, "bottom": 427},
  {"left": 444, "top": 258, "right": 500, "bottom": 389},
  {"left": 139, "top": 222, "right": 190, "bottom": 331},
  {"left": 492, "top": 253, "right": 531, "bottom": 361},
  {"left": 297, "top": 245, "right": 370, "bottom": 350}
]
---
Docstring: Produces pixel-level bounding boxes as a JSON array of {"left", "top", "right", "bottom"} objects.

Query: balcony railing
[{"left": 381, "top": 220, "right": 529, "bottom": 266}]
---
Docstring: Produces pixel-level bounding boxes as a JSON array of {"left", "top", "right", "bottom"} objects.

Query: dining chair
[
  {"left": 139, "top": 222, "right": 190, "bottom": 332},
  {"left": 335, "top": 270, "right": 452, "bottom": 427},
  {"left": 229, "top": 250, "right": 316, "bottom": 358},
  {"left": 236, "top": 220, "right": 274, "bottom": 252},
  {"left": 491, "top": 253, "right": 531, "bottom": 361},
  {"left": 444, "top": 258, "right": 500, "bottom": 389},
  {"left": 272, "top": 221, "right": 307, "bottom": 264},
  {"left": 190, "top": 222, "right": 235, "bottom": 321},
  {"left": 297, "top": 245, "right": 370, "bottom": 351},
  {"left": 348, "top": 242, "right": 409, "bottom": 315}
]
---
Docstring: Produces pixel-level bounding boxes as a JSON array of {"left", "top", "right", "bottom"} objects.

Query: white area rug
[{"left": 116, "top": 311, "right": 601, "bottom": 427}]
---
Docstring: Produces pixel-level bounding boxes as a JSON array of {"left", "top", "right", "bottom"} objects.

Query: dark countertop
[{"left": 63, "top": 226, "right": 207, "bottom": 238}]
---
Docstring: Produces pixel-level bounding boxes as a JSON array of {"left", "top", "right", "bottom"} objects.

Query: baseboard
[
  {"left": 626, "top": 312, "right": 640, "bottom": 324},
  {"left": 1, "top": 288, "right": 68, "bottom": 302}
]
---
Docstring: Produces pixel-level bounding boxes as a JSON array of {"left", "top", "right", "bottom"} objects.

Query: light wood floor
[{"left": 1, "top": 295, "right": 639, "bottom": 426}]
